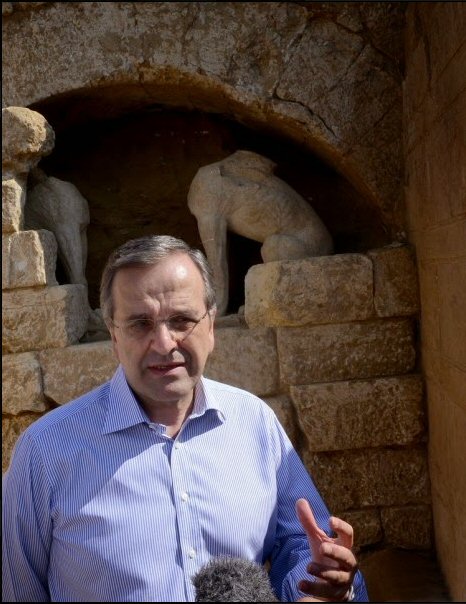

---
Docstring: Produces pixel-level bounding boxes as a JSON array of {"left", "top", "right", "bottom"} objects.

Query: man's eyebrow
[
  {"left": 124, "top": 309, "right": 199, "bottom": 321},
  {"left": 124, "top": 312, "right": 152, "bottom": 321}
]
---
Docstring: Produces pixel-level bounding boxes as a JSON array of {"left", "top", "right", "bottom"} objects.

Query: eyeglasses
[{"left": 110, "top": 309, "right": 210, "bottom": 342}]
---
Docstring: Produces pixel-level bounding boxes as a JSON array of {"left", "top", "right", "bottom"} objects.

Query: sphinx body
[{"left": 188, "top": 150, "right": 333, "bottom": 315}]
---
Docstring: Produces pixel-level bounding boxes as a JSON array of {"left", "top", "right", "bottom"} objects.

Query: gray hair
[{"left": 100, "top": 235, "right": 216, "bottom": 321}]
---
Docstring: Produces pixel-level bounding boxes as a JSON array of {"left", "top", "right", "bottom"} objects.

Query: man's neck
[
  {"left": 155, "top": 404, "right": 193, "bottom": 438},
  {"left": 139, "top": 393, "right": 195, "bottom": 438}
]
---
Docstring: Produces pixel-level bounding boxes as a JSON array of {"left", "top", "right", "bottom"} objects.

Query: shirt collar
[
  {"left": 103, "top": 365, "right": 149, "bottom": 434},
  {"left": 103, "top": 367, "right": 227, "bottom": 434},
  {"left": 193, "top": 376, "right": 227, "bottom": 422}
]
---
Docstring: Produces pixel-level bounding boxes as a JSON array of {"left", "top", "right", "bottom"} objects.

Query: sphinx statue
[
  {"left": 25, "top": 170, "right": 90, "bottom": 287},
  {"left": 188, "top": 150, "right": 333, "bottom": 315},
  {"left": 25, "top": 170, "right": 110, "bottom": 341}
]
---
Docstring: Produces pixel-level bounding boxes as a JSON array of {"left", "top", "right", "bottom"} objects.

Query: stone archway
[{"left": 3, "top": 1, "right": 405, "bottom": 238}]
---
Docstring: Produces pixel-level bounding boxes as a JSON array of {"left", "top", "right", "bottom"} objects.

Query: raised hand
[{"left": 295, "top": 498, "right": 357, "bottom": 602}]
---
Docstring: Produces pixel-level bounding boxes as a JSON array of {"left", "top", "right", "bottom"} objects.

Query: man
[{"left": 2, "top": 235, "right": 368, "bottom": 602}]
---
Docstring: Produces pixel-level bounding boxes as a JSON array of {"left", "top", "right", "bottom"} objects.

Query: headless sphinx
[{"left": 188, "top": 150, "right": 333, "bottom": 315}]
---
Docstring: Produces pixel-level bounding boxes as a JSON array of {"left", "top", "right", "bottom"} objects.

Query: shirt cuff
[{"left": 345, "top": 585, "right": 355, "bottom": 601}]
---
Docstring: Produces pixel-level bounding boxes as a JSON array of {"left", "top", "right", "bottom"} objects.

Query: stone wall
[
  {"left": 2, "top": 107, "right": 90, "bottom": 467},
  {"left": 404, "top": 3, "right": 466, "bottom": 600}
]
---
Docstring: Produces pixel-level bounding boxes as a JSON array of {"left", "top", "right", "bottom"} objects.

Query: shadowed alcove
[{"left": 32, "top": 90, "right": 390, "bottom": 314}]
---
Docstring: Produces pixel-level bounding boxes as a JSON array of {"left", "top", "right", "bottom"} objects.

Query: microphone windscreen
[{"left": 192, "top": 557, "right": 279, "bottom": 602}]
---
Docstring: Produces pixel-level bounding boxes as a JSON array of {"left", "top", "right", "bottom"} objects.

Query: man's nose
[{"left": 147, "top": 321, "right": 178, "bottom": 353}]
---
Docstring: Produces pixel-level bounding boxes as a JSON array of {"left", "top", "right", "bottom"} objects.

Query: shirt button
[
  {"left": 174, "top": 443, "right": 180, "bottom": 449},
  {"left": 188, "top": 548, "right": 196, "bottom": 559},
  {"left": 181, "top": 492, "right": 189, "bottom": 502}
]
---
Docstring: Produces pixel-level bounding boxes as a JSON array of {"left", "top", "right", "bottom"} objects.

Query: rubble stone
[
  {"left": 338, "top": 509, "right": 383, "bottom": 549},
  {"left": 278, "top": 319, "right": 416, "bottom": 385},
  {"left": 2, "top": 229, "right": 57, "bottom": 290},
  {"left": 368, "top": 245, "right": 420, "bottom": 317},
  {"left": 381, "top": 504, "right": 433, "bottom": 549},
  {"left": 2, "top": 284, "right": 88, "bottom": 353},
  {"left": 2, "top": 106, "right": 54, "bottom": 174},
  {"left": 205, "top": 326, "right": 279, "bottom": 397},
  {"left": 304, "top": 447, "right": 430, "bottom": 511},
  {"left": 2, "top": 177, "right": 26, "bottom": 233},
  {"left": 39, "top": 340, "right": 117, "bottom": 405},
  {"left": 2, "top": 352, "right": 47, "bottom": 414},
  {"left": 2, "top": 413, "right": 41, "bottom": 473},
  {"left": 245, "top": 255, "right": 373, "bottom": 327},
  {"left": 263, "top": 394, "right": 299, "bottom": 447},
  {"left": 291, "top": 375, "right": 425, "bottom": 451}
]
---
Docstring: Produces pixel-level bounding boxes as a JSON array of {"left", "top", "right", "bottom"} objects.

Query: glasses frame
[{"left": 110, "top": 309, "right": 210, "bottom": 342}]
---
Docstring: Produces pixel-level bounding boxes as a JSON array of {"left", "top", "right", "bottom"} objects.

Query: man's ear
[
  {"left": 209, "top": 308, "right": 217, "bottom": 329},
  {"left": 112, "top": 342, "right": 120, "bottom": 362},
  {"left": 208, "top": 308, "right": 216, "bottom": 352},
  {"left": 106, "top": 322, "right": 121, "bottom": 361}
]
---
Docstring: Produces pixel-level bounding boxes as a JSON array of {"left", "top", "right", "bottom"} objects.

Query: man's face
[{"left": 109, "top": 253, "right": 215, "bottom": 412}]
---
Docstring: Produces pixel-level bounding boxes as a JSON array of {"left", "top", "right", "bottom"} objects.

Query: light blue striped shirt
[{"left": 2, "top": 366, "right": 368, "bottom": 602}]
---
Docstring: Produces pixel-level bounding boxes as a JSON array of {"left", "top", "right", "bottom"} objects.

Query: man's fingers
[
  {"left": 308, "top": 554, "right": 355, "bottom": 577},
  {"left": 307, "top": 564, "right": 353, "bottom": 585},
  {"left": 329, "top": 516, "right": 354, "bottom": 549},
  {"left": 317, "top": 541, "right": 357, "bottom": 571}
]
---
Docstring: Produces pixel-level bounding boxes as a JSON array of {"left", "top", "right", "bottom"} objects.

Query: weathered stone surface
[
  {"left": 405, "top": 5, "right": 466, "bottom": 599},
  {"left": 360, "top": 548, "right": 451, "bottom": 604},
  {"left": 214, "top": 310, "right": 246, "bottom": 329},
  {"left": 263, "top": 394, "right": 298, "bottom": 448},
  {"left": 2, "top": 106, "right": 54, "bottom": 174},
  {"left": 2, "top": 177, "right": 26, "bottom": 233},
  {"left": 2, "top": 413, "right": 41, "bottom": 473},
  {"left": 426, "top": 382, "right": 466, "bottom": 600},
  {"left": 291, "top": 375, "right": 425, "bottom": 452},
  {"left": 276, "top": 19, "right": 364, "bottom": 114},
  {"left": 2, "top": 2, "right": 49, "bottom": 15},
  {"left": 381, "top": 504, "right": 433, "bottom": 549},
  {"left": 2, "top": 284, "right": 88, "bottom": 353},
  {"left": 368, "top": 245, "right": 420, "bottom": 317},
  {"left": 2, "top": 352, "right": 47, "bottom": 414},
  {"left": 337, "top": 509, "right": 383, "bottom": 549},
  {"left": 2, "top": 229, "right": 57, "bottom": 290},
  {"left": 304, "top": 447, "right": 430, "bottom": 511},
  {"left": 205, "top": 326, "right": 278, "bottom": 397},
  {"left": 278, "top": 319, "right": 416, "bottom": 386},
  {"left": 39, "top": 340, "right": 117, "bottom": 405},
  {"left": 275, "top": 17, "right": 403, "bottom": 225},
  {"left": 245, "top": 254, "right": 373, "bottom": 327},
  {"left": 438, "top": 258, "right": 466, "bottom": 372}
]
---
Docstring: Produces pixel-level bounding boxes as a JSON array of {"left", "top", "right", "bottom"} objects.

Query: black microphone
[{"left": 192, "top": 557, "right": 279, "bottom": 602}]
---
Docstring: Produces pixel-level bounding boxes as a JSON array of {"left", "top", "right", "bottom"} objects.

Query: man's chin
[{"left": 143, "top": 376, "right": 195, "bottom": 403}]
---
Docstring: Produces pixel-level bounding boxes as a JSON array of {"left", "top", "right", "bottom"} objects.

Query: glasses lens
[
  {"left": 125, "top": 319, "right": 154, "bottom": 339},
  {"left": 121, "top": 311, "right": 208, "bottom": 340}
]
